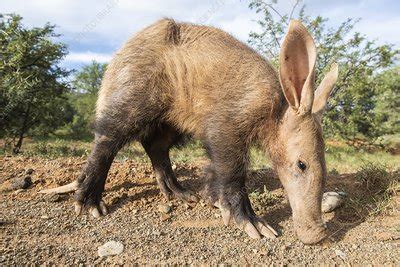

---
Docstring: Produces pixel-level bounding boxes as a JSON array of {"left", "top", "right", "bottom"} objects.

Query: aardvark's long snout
[
  {"left": 294, "top": 218, "right": 327, "bottom": 245},
  {"left": 287, "top": 185, "right": 327, "bottom": 245}
]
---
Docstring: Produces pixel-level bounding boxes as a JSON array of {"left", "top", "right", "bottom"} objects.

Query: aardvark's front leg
[{"left": 202, "top": 162, "right": 278, "bottom": 239}]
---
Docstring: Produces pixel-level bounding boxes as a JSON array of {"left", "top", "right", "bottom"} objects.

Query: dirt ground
[{"left": 1, "top": 155, "right": 399, "bottom": 265}]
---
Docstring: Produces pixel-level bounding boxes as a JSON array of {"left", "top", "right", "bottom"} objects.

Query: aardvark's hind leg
[
  {"left": 74, "top": 134, "right": 125, "bottom": 217},
  {"left": 141, "top": 124, "right": 198, "bottom": 203}
]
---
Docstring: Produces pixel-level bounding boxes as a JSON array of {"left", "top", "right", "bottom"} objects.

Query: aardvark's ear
[
  {"left": 279, "top": 20, "right": 317, "bottom": 114},
  {"left": 312, "top": 63, "right": 339, "bottom": 119}
]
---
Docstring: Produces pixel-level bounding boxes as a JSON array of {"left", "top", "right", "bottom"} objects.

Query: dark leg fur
[
  {"left": 202, "top": 134, "right": 278, "bottom": 239},
  {"left": 74, "top": 134, "right": 126, "bottom": 210},
  {"left": 141, "top": 124, "right": 198, "bottom": 202}
]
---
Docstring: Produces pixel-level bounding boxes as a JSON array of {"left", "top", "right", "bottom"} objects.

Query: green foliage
[
  {"left": 248, "top": 0, "right": 399, "bottom": 147},
  {"left": 324, "top": 142, "right": 400, "bottom": 173},
  {"left": 373, "top": 67, "right": 400, "bottom": 135},
  {"left": 63, "top": 61, "right": 107, "bottom": 139},
  {"left": 72, "top": 60, "right": 106, "bottom": 95},
  {"left": 0, "top": 14, "right": 71, "bottom": 152},
  {"left": 25, "top": 139, "right": 90, "bottom": 158}
]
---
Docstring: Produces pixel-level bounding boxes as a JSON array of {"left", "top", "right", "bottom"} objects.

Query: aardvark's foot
[
  {"left": 74, "top": 182, "right": 108, "bottom": 218},
  {"left": 212, "top": 192, "right": 278, "bottom": 239}
]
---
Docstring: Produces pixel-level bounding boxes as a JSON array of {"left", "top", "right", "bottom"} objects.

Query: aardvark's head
[{"left": 270, "top": 20, "right": 339, "bottom": 244}]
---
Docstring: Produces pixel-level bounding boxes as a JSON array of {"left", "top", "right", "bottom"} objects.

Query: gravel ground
[{"left": 1, "top": 156, "right": 399, "bottom": 265}]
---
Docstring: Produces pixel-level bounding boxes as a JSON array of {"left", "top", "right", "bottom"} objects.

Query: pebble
[
  {"left": 335, "top": 249, "right": 347, "bottom": 260},
  {"left": 98, "top": 241, "right": 124, "bottom": 257},
  {"left": 322, "top": 192, "right": 345, "bottom": 213},
  {"left": 0, "top": 176, "right": 33, "bottom": 192},
  {"left": 13, "top": 176, "right": 33, "bottom": 190},
  {"left": 158, "top": 204, "right": 172, "bottom": 214},
  {"left": 131, "top": 209, "right": 138, "bottom": 215}
]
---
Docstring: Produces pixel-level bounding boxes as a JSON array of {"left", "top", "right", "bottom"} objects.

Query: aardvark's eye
[{"left": 297, "top": 160, "right": 307, "bottom": 171}]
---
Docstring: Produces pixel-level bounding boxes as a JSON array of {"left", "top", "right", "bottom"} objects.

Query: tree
[
  {"left": 65, "top": 61, "right": 107, "bottom": 139},
  {"left": 72, "top": 60, "right": 106, "bottom": 95},
  {"left": 248, "top": 0, "right": 399, "bottom": 147},
  {"left": 0, "top": 14, "right": 71, "bottom": 153},
  {"left": 373, "top": 67, "right": 400, "bottom": 136}
]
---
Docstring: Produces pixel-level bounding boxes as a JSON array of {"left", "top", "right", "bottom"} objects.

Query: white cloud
[{"left": 65, "top": 52, "right": 112, "bottom": 63}]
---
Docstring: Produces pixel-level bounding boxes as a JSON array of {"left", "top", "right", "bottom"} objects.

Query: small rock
[
  {"left": 98, "top": 241, "right": 124, "bottom": 257},
  {"left": 131, "top": 209, "right": 138, "bottom": 215},
  {"left": 322, "top": 192, "right": 345, "bottom": 213},
  {"left": 172, "top": 164, "right": 177, "bottom": 171},
  {"left": 0, "top": 176, "right": 33, "bottom": 192},
  {"left": 335, "top": 249, "right": 346, "bottom": 260},
  {"left": 153, "top": 230, "right": 161, "bottom": 236},
  {"left": 158, "top": 204, "right": 172, "bottom": 214},
  {"left": 13, "top": 175, "right": 32, "bottom": 190}
]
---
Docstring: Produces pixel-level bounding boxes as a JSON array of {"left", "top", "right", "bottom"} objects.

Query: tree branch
[{"left": 289, "top": 0, "right": 300, "bottom": 21}]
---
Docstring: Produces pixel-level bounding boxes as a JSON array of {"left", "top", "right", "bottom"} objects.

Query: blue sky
[{"left": 1, "top": 0, "right": 399, "bottom": 70}]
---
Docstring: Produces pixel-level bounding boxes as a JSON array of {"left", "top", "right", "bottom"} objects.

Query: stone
[
  {"left": 335, "top": 249, "right": 347, "bottom": 260},
  {"left": 13, "top": 175, "right": 32, "bottom": 190},
  {"left": 321, "top": 191, "right": 345, "bottom": 213},
  {"left": 131, "top": 209, "right": 138, "bottom": 215},
  {"left": 0, "top": 176, "right": 32, "bottom": 192},
  {"left": 98, "top": 241, "right": 124, "bottom": 257},
  {"left": 158, "top": 204, "right": 172, "bottom": 214}
]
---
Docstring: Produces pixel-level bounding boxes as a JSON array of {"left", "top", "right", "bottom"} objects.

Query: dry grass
[{"left": 350, "top": 164, "right": 399, "bottom": 216}]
